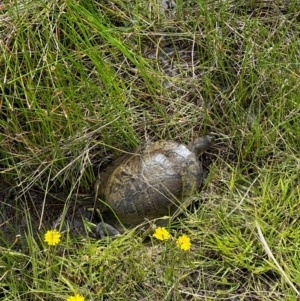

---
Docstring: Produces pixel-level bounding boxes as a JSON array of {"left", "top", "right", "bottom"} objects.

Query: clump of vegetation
[{"left": 1, "top": 0, "right": 300, "bottom": 300}]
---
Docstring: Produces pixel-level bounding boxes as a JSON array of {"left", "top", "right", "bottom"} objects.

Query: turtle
[{"left": 94, "top": 134, "right": 214, "bottom": 238}]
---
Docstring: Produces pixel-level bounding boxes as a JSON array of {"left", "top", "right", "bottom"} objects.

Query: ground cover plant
[{"left": 1, "top": 0, "right": 300, "bottom": 300}]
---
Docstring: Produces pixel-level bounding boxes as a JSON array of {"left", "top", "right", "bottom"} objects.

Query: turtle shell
[{"left": 96, "top": 140, "right": 205, "bottom": 228}]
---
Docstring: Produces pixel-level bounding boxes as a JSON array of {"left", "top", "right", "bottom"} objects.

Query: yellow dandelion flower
[
  {"left": 176, "top": 234, "right": 191, "bottom": 251},
  {"left": 153, "top": 227, "right": 171, "bottom": 241},
  {"left": 67, "top": 294, "right": 85, "bottom": 301},
  {"left": 44, "top": 229, "right": 61, "bottom": 246}
]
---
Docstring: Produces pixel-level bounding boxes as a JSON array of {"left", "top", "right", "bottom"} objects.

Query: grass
[{"left": 1, "top": 0, "right": 300, "bottom": 300}]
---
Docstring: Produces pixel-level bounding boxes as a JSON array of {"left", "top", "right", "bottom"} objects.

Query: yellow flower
[
  {"left": 67, "top": 294, "right": 85, "bottom": 301},
  {"left": 176, "top": 234, "right": 191, "bottom": 251},
  {"left": 44, "top": 229, "right": 61, "bottom": 246},
  {"left": 153, "top": 227, "right": 171, "bottom": 241}
]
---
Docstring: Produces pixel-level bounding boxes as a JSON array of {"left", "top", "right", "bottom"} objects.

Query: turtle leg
[{"left": 95, "top": 222, "right": 121, "bottom": 238}]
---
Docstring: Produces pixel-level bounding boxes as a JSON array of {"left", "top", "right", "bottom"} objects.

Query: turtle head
[{"left": 189, "top": 134, "right": 215, "bottom": 156}]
